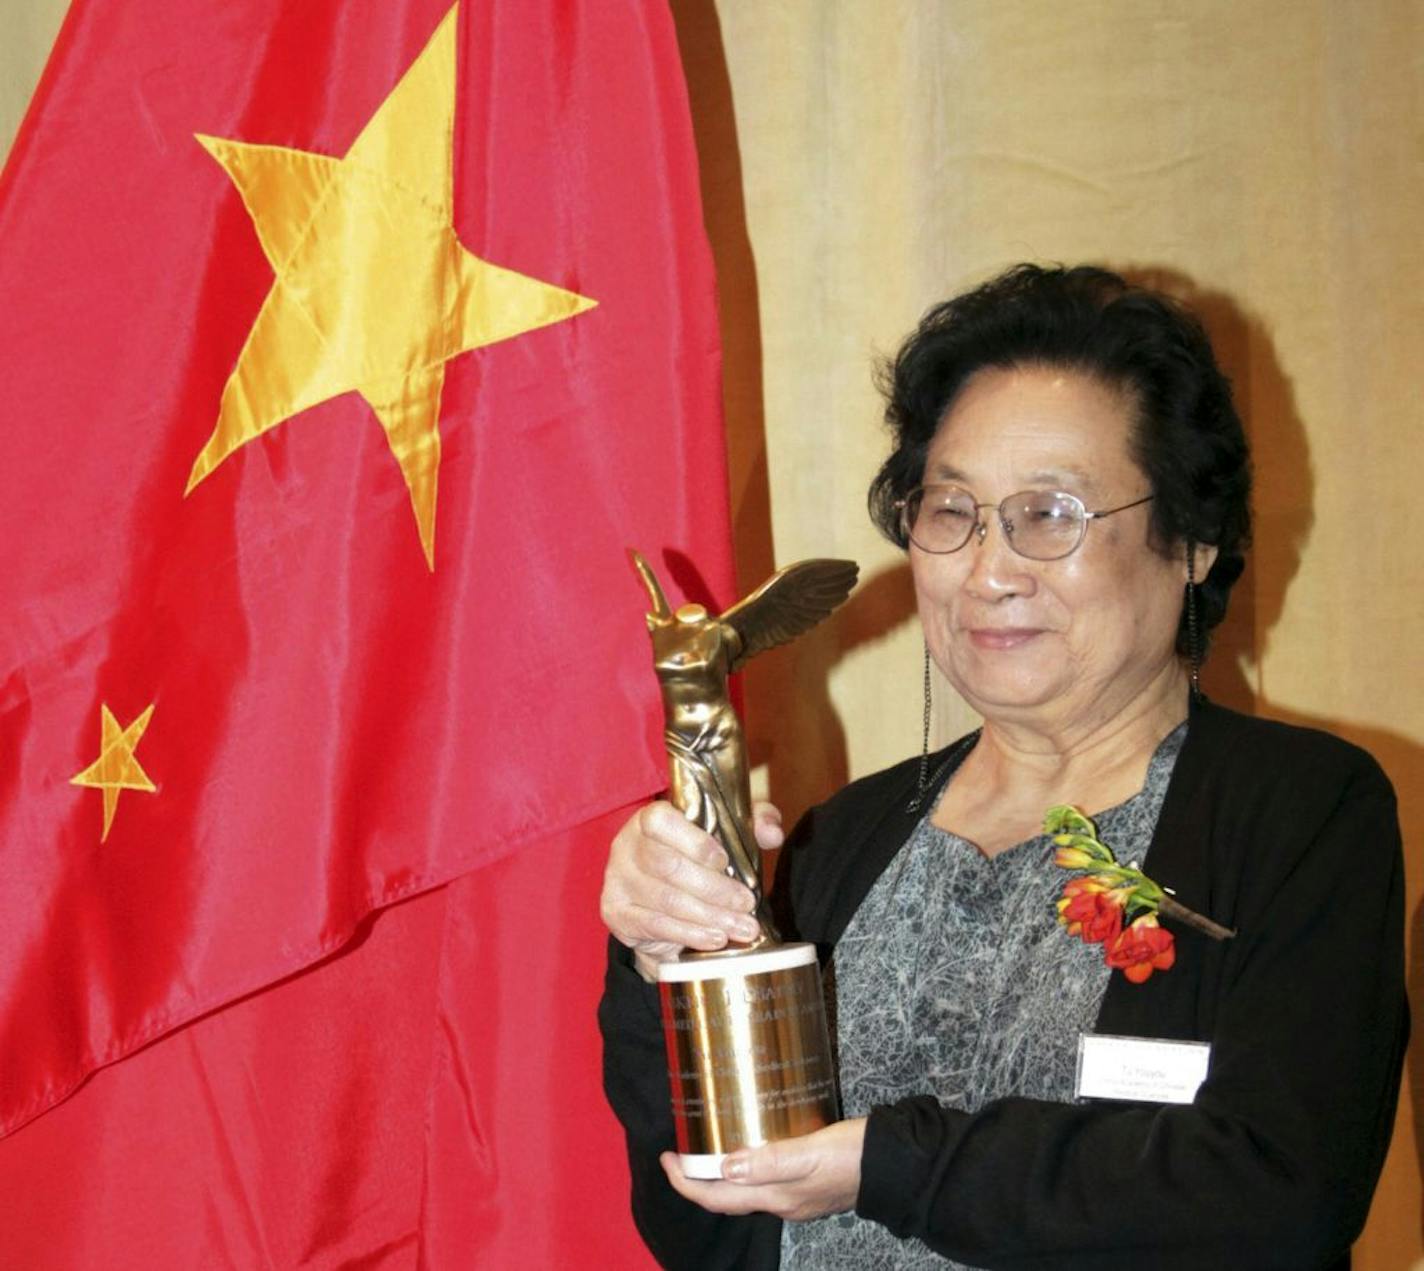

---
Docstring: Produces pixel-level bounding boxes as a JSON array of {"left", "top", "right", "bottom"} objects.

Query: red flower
[
  {"left": 1105, "top": 914, "right": 1177, "bottom": 984},
  {"left": 1056, "top": 876, "right": 1126, "bottom": 945}
]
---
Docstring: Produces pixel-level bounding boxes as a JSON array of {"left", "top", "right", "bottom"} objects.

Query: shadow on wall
[
  {"left": 1127, "top": 265, "right": 1424, "bottom": 1258},
  {"left": 670, "top": 0, "right": 893, "bottom": 822},
  {"left": 1120, "top": 265, "right": 1315, "bottom": 709},
  {"left": 672, "top": 1, "right": 925, "bottom": 823},
  {"left": 745, "top": 562, "right": 918, "bottom": 823}
]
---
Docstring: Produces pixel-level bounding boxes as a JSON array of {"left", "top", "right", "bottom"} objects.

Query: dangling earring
[
  {"left": 905, "top": 643, "right": 933, "bottom": 811},
  {"left": 907, "top": 645, "right": 979, "bottom": 813},
  {"left": 1186, "top": 543, "right": 1203, "bottom": 702},
  {"left": 918, "top": 642, "right": 932, "bottom": 794}
]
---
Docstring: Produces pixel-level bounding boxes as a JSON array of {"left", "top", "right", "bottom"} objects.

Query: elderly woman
[{"left": 599, "top": 265, "right": 1406, "bottom": 1270}]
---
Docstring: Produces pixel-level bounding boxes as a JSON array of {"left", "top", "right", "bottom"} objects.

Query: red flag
[{"left": 0, "top": 1, "right": 729, "bottom": 1263}]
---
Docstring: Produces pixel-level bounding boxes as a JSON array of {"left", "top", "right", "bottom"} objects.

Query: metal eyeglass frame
[{"left": 894, "top": 485, "right": 1154, "bottom": 561}]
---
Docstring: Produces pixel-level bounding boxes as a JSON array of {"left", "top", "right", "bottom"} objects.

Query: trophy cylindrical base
[
  {"left": 658, "top": 942, "right": 839, "bottom": 1178},
  {"left": 678, "top": 1152, "right": 732, "bottom": 1180}
]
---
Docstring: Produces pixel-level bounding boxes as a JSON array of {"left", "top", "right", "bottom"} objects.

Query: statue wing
[{"left": 722, "top": 559, "right": 858, "bottom": 672}]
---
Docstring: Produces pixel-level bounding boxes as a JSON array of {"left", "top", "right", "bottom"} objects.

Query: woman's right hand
[{"left": 600, "top": 801, "right": 785, "bottom": 975}]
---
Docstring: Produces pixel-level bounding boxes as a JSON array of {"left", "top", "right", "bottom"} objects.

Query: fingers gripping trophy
[{"left": 630, "top": 550, "right": 859, "bottom": 1178}]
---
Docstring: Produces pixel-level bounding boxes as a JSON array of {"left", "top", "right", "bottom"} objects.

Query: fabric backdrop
[{"left": 4, "top": 1, "right": 1421, "bottom": 1267}]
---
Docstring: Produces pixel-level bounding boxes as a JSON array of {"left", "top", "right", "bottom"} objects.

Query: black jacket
[{"left": 600, "top": 702, "right": 1408, "bottom": 1269}]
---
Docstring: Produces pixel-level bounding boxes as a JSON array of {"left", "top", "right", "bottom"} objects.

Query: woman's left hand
[{"left": 660, "top": 1118, "right": 867, "bottom": 1221}]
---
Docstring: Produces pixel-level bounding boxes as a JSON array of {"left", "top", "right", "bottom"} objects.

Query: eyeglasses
[{"left": 895, "top": 484, "right": 1154, "bottom": 561}]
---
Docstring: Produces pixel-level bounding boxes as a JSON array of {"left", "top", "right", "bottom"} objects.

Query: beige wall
[
  {"left": 4, "top": 2, "right": 1420, "bottom": 1264},
  {"left": 0, "top": 0, "right": 69, "bottom": 163},
  {"left": 673, "top": 2, "right": 1423, "bottom": 1266}
]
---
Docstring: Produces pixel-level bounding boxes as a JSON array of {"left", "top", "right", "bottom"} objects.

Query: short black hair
[{"left": 868, "top": 263, "right": 1251, "bottom": 654}]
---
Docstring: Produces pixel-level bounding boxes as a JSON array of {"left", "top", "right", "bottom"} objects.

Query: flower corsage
[{"left": 1046, "top": 804, "right": 1235, "bottom": 984}]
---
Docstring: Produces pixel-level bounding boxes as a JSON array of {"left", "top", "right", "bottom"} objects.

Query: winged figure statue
[{"left": 630, "top": 550, "right": 859, "bottom": 949}]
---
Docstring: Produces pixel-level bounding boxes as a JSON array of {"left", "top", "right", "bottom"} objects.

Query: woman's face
[{"left": 911, "top": 364, "right": 1190, "bottom": 735}]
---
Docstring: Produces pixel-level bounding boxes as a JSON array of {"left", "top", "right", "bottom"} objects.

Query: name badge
[{"left": 1075, "top": 1033, "right": 1211, "bottom": 1104}]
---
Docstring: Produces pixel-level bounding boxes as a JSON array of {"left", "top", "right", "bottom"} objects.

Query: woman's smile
[{"left": 964, "top": 625, "right": 1047, "bottom": 650}]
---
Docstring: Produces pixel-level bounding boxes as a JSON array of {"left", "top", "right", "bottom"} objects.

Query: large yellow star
[
  {"left": 186, "top": 3, "right": 595, "bottom": 568},
  {"left": 70, "top": 704, "right": 157, "bottom": 843}
]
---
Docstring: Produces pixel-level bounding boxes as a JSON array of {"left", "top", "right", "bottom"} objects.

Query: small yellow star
[
  {"left": 70, "top": 704, "right": 157, "bottom": 842},
  {"left": 186, "top": 3, "right": 595, "bottom": 568}
]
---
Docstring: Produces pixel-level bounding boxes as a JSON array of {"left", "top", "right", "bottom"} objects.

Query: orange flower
[
  {"left": 1056, "top": 876, "right": 1127, "bottom": 945},
  {"left": 1047, "top": 804, "right": 1233, "bottom": 983},
  {"left": 1105, "top": 914, "right": 1177, "bottom": 984}
]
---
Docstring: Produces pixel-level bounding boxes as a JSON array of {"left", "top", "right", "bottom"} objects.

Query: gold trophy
[{"left": 631, "top": 550, "right": 858, "bottom": 1179}]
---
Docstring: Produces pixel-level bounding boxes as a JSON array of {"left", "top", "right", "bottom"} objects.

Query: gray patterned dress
[{"left": 781, "top": 724, "right": 1186, "bottom": 1269}]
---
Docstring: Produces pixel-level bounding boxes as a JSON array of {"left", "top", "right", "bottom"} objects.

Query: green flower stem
[{"left": 1048, "top": 805, "right": 1235, "bottom": 943}]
